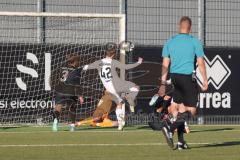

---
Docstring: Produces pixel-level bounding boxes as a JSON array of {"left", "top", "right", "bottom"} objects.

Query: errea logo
[
  {"left": 196, "top": 55, "right": 231, "bottom": 109},
  {"left": 196, "top": 55, "right": 231, "bottom": 90}
]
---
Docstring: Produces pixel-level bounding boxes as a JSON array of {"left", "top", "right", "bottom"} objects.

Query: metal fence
[{"left": 0, "top": 0, "right": 240, "bottom": 46}]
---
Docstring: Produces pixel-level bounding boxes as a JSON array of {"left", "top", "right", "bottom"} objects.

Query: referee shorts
[{"left": 170, "top": 73, "right": 199, "bottom": 107}]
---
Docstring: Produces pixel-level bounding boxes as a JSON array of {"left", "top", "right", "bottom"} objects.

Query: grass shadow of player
[
  {"left": 192, "top": 141, "right": 240, "bottom": 149},
  {"left": 191, "top": 127, "right": 234, "bottom": 133},
  {"left": 135, "top": 125, "right": 152, "bottom": 130},
  {"left": 0, "top": 126, "right": 26, "bottom": 130}
]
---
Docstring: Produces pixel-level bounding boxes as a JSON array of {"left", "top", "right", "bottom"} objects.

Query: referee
[{"left": 161, "top": 16, "right": 208, "bottom": 149}]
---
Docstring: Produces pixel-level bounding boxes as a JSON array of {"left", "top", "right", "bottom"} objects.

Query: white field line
[
  {"left": 0, "top": 129, "right": 240, "bottom": 134},
  {"left": 0, "top": 130, "right": 156, "bottom": 134},
  {"left": 0, "top": 143, "right": 211, "bottom": 147}
]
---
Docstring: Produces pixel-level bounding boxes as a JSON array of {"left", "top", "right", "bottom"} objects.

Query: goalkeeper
[
  {"left": 75, "top": 90, "right": 118, "bottom": 128},
  {"left": 83, "top": 46, "right": 143, "bottom": 130}
]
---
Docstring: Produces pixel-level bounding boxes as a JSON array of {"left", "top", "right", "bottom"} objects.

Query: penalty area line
[{"left": 0, "top": 143, "right": 211, "bottom": 147}]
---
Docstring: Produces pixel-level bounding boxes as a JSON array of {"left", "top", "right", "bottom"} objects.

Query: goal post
[{"left": 0, "top": 11, "right": 126, "bottom": 125}]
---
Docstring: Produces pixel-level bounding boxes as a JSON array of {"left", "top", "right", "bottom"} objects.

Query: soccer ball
[{"left": 119, "top": 41, "right": 134, "bottom": 52}]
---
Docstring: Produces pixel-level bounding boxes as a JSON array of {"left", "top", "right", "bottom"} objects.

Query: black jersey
[
  {"left": 61, "top": 67, "right": 82, "bottom": 86},
  {"left": 51, "top": 66, "right": 82, "bottom": 96}
]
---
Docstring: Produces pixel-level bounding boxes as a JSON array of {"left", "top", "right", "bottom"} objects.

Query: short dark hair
[
  {"left": 180, "top": 16, "right": 192, "bottom": 26},
  {"left": 106, "top": 48, "right": 116, "bottom": 57},
  {"left": 66, "top": 53, "right": 80, "bottom": 68}
]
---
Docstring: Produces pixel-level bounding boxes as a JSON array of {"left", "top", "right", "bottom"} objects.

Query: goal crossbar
[
  {"left": 0, "top": 11, "right": 126, "bottom": 89},
  {"left": 0, "top": 11, "right": 125, "bottom": 18}
]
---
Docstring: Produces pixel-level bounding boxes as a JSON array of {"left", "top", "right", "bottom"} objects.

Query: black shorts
[
  {"left": 171, "top": 73, "right": 199, "bottom": 107},
  {"left": 54, "top": 93, "right": 78, "bottom": 107}
]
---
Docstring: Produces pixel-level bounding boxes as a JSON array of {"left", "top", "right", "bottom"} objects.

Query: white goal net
[{"left": 0, "top": 12, "right": 125, "bottom": 125}]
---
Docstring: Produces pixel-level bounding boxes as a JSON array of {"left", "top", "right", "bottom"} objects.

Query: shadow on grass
[
  {"left": 0, "top": 126, "right": 26, "bottom": 130},
  {"left": 191, "top": 128, "right": 234, "bottom": 133},
  {"left": 136, "top": 126, "right": 235, "bottom": 132},
  {"left": 192, "top": 141, "right": 240, "bottom": 149},
  {"left": 135, "top": 126, "right": 151, "bottom": 130}
]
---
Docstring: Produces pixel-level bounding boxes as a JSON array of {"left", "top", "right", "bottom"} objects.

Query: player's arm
[
  {"left": 158, "top": 40, "right": 171, "bottom": 96},
  {"left": 83, "top": 60, "right": 100, "bottom": 70},
  {"left": 194, "top": 39, "right": 208, "bottom": 91},
  {"left": 161, "top": 40, "right": 171, "bottom": 82},
  {"left": 113, "top": 57, "right": 143, "bottom": 70},
  {"left": 197, "top": 57, "right": 208, "bottom": 91},
  {"left": 161, "top": 57, "right": 170, "bottom": 82}
]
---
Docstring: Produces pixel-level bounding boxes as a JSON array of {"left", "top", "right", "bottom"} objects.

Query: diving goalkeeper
[
  {"left": 83, "top": 47, "right": 143, "bottom": 130},
  {"left": 75, "top": 90, "right": 118, "bottom": 128}
]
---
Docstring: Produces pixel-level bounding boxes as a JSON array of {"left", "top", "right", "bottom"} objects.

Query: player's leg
[
  {"left": 168, "top": 102, "right": 178, "bottom": 121},
  {"left": 95, "top": 94, "right": 118, "bottom": 127},
  {"left": 148, "top": 95, "right": 172, "bottom": 131},
  {"left": 179, "top": 73, "right": 199, "bottom": 116},
  {"left": 52, "top": 94, "right": 64, "bottom": 131},
  {"left": 115, "top": 103, "right": 125, "bottom": 130},
  {"left": 52, "top": 104, "right": 62, "bottom": 131},
  {"left": 178, "top": 105, "right": 196, "bottom": 116},
  {"left": 76, "top": 117, "right": 95, "bottom": 126},
  {"left": 173, "top": 74, "right": 198, "bottom": 149},
  {"left": 127, "top": 85, "right": 140, "bottom": 112},
  {"left": 96, "top": 115, "right": 118, "bottom": 127},
  {"left": 110, "top": 93, "right": 126, "bottom": 130},
  {"left": 120, "top": 81, "right": 140, "bottom": 113},
  {"left": 150, "top": 95, "right": 175, "bottom": 148},
  {"left": 68, "top": 101, "right": 77, "bottom": 131},
  {"left": 76, "top": 91, "right": 114, "bottom": 127},
  {"left": 161, "top": 75, "right": 184, "bottom": 149}
]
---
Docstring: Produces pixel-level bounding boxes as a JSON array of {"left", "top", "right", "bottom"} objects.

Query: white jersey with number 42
[
  {"left": 98, "top": 58, "right": 117, "bottom": 94},
  {"left": 83, "top": 57, "right": 140, "bottom": 98}
]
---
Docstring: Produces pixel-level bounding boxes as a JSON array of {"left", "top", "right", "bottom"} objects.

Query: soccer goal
[{"left": 0, "top": 11, "right": 126, "bottom": 125}]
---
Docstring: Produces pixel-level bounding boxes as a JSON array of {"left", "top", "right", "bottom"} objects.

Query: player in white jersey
[{"left": 83, "top": 48, "right": 143, "bottom": 130}]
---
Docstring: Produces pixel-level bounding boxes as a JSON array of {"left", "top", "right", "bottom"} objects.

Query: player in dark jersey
[
  {"left": 51, "top": 53, "right": 86, "bottom": 132},
  {"left": 149, "top": 92, "right": 190, "bottom": 135}
]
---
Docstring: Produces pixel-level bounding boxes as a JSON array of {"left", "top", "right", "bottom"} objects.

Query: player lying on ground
[
  {"left": 75, "top": 91, "right": 118, "bottom": 128},
  {"left": 83, "top": 47, "right": 143, "bottom": 130},
  {"left": 149, "top": 91, "right": 190, "bottom": 145},
  {"left": 51, "top": 53, "right": 94, "bottom": 132}
]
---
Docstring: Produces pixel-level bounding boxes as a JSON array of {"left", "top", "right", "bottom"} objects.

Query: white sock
[{"left": 116, "top": 108, "right": 123, "bottom": 124}]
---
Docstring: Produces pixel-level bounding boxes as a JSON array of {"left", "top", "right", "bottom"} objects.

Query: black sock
[
  {"left": 171, "top": 120, "right": 184, "bottom": 131},
  {"left": 53, "top": 110, "right": 60, "bottom": 121},
  {"left": 177, "top": 123, "right": 185, "bottom": 143},
  {"left": 69, "top": 107, "right": 76, "bottom": 124},
  {"left": 176, "top": 112, "right": 191, "bottom": 143}
]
